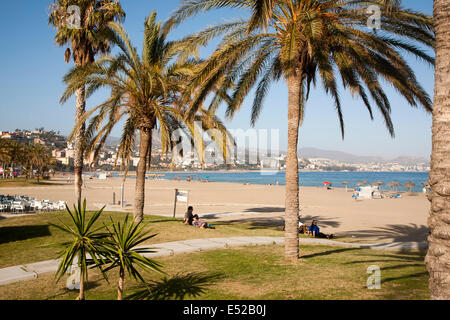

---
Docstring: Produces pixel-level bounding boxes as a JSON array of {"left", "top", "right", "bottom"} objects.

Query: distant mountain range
[
  {"left": 298, "top": 147, "right": 429, "bottom": 164},
  {"left": 104, "top": 135, "right": 428, "bottom": 165},
  {"left": 105, "top": 132, "right": 162, "bottom": 148}
]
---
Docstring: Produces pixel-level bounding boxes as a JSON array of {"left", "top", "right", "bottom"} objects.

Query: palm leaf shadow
[{"left": 126, "top": 272, "right": 224, "bottom": 300}]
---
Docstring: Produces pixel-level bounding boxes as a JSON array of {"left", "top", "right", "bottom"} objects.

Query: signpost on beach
[
  {"left": 173, "top": 189, "right": 189, "bottom": 218},
  {"left": 121, "top": 182, "right": 124, "bottom": 208}
]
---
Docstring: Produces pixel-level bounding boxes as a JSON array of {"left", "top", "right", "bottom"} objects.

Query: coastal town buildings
[{"left": 0, "top": 129, "right": 430, "bottom": 172}]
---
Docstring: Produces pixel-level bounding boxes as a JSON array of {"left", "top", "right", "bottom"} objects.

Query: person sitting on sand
[
  {"left": 184, "top": 206, "right": 194, "bottom": 225},
  {"left": 309, "top": 220, "right": 334, "bottom": 239}
]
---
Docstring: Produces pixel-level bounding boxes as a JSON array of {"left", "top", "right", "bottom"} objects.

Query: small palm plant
[
  {"left": 101, "top": 215, "right": 163, "bottom": 300},
  {"left": 49, "top": 199, "right": 109, "bottom": 300}
]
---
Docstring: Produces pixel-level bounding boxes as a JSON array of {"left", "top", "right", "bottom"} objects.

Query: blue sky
[{"left": 0, "top": 0, "right": 434, "bottom": 159}]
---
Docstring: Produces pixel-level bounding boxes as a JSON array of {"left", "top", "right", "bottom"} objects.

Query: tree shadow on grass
[
  {"left": 244, "top": 207, "right": 285, "bottom": 213},
  {"left": 346, "top": 252, "right": 425, "bottom": 264},
  {"left": 382, "top": 271, "right": 428, "bottom": 284},
  {"left": 339, "top": 224, "right": 429, "bottom": 242},
  {"left": 149, "top": 219, "right": 180, "bottom": 224},
  {"left": 300, "top": 247, "right": 362, "bottom": 259},
  {"left": 379, "top": 264, "right": 425, "bottom": 272},
  {"left": 213, "top": 217, "right": 285, "bottom": 229},
  {"left": 0, "top": 225, "right": 51, "bottom": 244},
  {"left": 213, "top": 214, "right": 341, "bottom": 231},
  {"left": 44, "top": 279, "right": 103, "bottom": 300},
  {"left": 126, "top": 272, "right": 224, "bottom": 300}
]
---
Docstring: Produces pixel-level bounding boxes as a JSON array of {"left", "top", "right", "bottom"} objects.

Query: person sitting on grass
[
  {"left": 184, "top": 206, "right": 194, "bottom": 225},
  {"left": 192, "top": 214, "right": 215, "bottom": 229},
  {"left": 309, "top": 220, "right": 334, "bottom": 239},
  {"left": 298, "top": 219, "right": 307, "bottom": 234}
]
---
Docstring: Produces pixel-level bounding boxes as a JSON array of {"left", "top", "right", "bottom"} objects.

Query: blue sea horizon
[{"left": 113, "top": 171, "right": 429, "bottom": 193}]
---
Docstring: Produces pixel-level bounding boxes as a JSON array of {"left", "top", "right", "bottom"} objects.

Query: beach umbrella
[
  {"left": 356, "top": 180, "right": 369, "bottom": 187},
  {"left": 404, "top": 181, "right": 415, "bottom": 193},
  {"left": 372, "top": 180, "right": 384, "bottom": 190},
  {"left": 342, "top": 181, "right": 349, "bottom": 191},
  {"left": 323, "top": 181, "right": 331, "bottom": 185},
  {"left": 387, "top": 181, "right": 401, "bottom": 192}
]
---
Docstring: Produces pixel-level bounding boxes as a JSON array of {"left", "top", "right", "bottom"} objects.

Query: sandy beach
[{"left": 0, "top": 175, "right": 430, "bottom": 243}]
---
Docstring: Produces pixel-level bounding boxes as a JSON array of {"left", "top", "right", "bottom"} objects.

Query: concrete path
[{"left": 0, "top": 236, "right": 427, "bottom": 286}]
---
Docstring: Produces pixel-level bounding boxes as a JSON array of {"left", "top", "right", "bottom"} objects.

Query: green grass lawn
[
  {"left": 0, "top": 244, "right": 429, "bottom": 300},
  {"left": 0, "top": 211, "right": 284, "bottom": 268},
  {"left": 0, "top": 177, "right": 61, "bottom": 188},
  {"left": 0, "top": 210, "right": 430, "bottom": 300}
]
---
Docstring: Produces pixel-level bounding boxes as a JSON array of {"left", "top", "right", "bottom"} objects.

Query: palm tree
[
  {"left": 425, "top": 0, "right": 450, "bottom": 300},
  {"left": 7, "top": 141, "right": 23, "bottom": 179},
  {"left": 48, "top": 0, "right": 125, "bottom": 202},
  {"left": 62, "top": 12, "right": 233, "bottom": 223},
  {"left": 168, "top": 0, "right": 434, "bottom": 259},
  {"left": 102, "top": 215, "right": 163, "bottom": 300},
  {"left": 49, "top": 200, "right": 109, "bottom": 300},
  {"left": 25, "top": 144, "right": 53, "bottom": 183},
  {"left": 0, "top": 139, "right": 12, "bottom": 179}
]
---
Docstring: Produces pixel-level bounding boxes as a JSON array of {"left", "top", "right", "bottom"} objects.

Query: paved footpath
[{"left": 0, "top": 236, "right": 427, "bottom": 286}]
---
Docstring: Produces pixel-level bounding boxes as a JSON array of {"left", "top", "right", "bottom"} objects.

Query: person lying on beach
[
  {"left": 192, "top": 214, "right": 215, "bottom": 229},
  {"left": 184, "top": 206, "right": 194, "bottom": 225},
  {"left": 309, "top": 220, "right": 334, "bottom": 239}
]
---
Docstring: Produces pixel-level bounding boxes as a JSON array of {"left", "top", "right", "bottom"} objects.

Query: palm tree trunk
[
  {"left": 117, "top": 267, "right": 124, "bottom": 300},
  {"left": 74, "top": 86, "right": 86, "bottom": 203},
  {"left": 134, "top": 128, "right": 152, "bottom": 224},
  {"left": 425, "top": 0, "right": 450, "bottom": 300},
  {"left": 77, "top": 268, "right": 85, "bottom": 300},
  {"left": 284, "top": 71, "right": 302, "bottom": 259}
]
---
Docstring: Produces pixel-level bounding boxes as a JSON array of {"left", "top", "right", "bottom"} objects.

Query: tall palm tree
[
  {"left": 425, "top": 0, "right": 450, "bottom": 300},
  {"left": 168, "top": 0, "right": 434, "bottom": 259},
  {"left": 48, "top": 0, "right": 125, "bottom": 202},
  {"left": 62, "top": 12, "right": 233, "bottom": 223}
]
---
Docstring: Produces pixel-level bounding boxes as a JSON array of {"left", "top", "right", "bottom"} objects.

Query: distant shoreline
[{"left": 102, "top": 169, "right": 429, "bottom": 174}]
